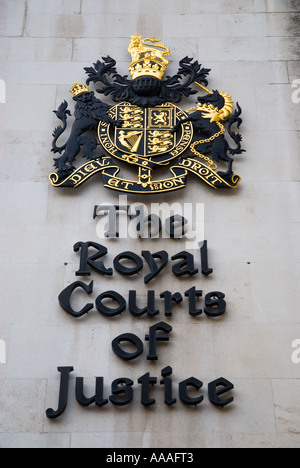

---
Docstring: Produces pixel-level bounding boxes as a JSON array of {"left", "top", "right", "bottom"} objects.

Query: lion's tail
[{"left": 51, "top": 100, "right": 71, "bottom": 154}]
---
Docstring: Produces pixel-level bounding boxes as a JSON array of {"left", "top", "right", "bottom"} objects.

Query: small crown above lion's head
[{"left": 70, "top": 82, "right": 89, "bottom": 96}]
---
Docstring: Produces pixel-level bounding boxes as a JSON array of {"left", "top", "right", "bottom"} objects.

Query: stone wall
[{"left": 0, "top": 0, "right": 299, "bottom": 448}]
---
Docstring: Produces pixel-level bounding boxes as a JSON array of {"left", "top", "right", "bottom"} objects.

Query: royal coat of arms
[{"left": 49, "top": 34, "right": 245, "bottom": 193}]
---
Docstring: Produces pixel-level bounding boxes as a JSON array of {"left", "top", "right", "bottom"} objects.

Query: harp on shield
[{"left": 118, "top": 130, "right": 144, "bottom": 153}]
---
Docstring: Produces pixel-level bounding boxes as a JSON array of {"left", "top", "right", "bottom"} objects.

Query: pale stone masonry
[{"left": 0, "top": 0, "right": 300, "bottom": 448}]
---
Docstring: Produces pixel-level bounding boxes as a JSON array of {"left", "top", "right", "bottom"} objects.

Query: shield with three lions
[
  {"left": 98, "top": 102, "right": 194, "bottom": 190},
  {"left": 114, "top": 103, "right": 177, "bottom": 158},
  {"left": 99, "top": 102, "right": 193, "bottom": 163}
]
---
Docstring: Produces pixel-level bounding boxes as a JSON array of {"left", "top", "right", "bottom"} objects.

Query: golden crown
[
  {"left": 70, "top": 81, "right": 89, "bottom": 96},
  {"left": 128, "top": 34, "right": 171, "bottom": 81}
]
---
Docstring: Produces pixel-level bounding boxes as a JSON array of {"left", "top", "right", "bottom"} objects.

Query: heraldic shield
[
  {"left": 98, "top": 102, "right": 193, "bottom": 190},
  {"left": 114, "top": 103, "right": 177, "bottom": 157},
  {"left": 49, "top": 34, "right": 244, "bottom": 193}
]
